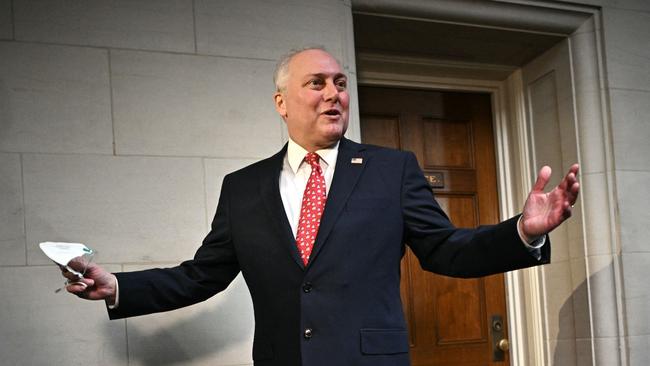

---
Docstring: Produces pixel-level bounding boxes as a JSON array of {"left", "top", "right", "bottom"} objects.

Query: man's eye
[
  {"left": 308, "top": 79, "right": 324, "bottom": 87},
  {"left": 335, "top": 80, "right": 347, "bottom": 90}
]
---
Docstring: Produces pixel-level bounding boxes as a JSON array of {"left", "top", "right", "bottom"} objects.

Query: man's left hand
[{"left": 520, "top": 164, "right": 580, "bottom": 242}]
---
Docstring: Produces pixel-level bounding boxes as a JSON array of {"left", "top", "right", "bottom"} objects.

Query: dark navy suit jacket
[{"left": 108, "top": 137, "right": 549, "bottom": 365}]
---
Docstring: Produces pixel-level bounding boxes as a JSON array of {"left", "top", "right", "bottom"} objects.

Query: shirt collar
[{"left": 287, "top": 138, "right": 340, "bottom": 174}]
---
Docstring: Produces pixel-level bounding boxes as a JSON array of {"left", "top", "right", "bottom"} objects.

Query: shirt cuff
[
  {"left": 517, "top": 216, "right": 546, "bottom": 260},
  {"left": 106, "top": 277, "right": 119, "bottom": 309}
]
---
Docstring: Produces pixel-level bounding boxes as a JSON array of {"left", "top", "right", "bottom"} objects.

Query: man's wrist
[
  {"left": 106, "top": 274, "right": 119, "bottom": 309},
  {"left": 517, "top": 216, "right": 541, "bottom": 244}
]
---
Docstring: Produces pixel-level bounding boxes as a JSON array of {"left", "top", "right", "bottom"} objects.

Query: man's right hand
[{"left": 61, "top": 258, "right": 117, "bottom": 305}]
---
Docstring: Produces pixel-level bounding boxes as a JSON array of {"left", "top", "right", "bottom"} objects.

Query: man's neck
[{"left": 289, "top": 137, "right": 340, "bottom": 153}]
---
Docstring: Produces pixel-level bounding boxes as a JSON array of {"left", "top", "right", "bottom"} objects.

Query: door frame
[{"left": 351, "top": 2, "right": 621, "bottom": 364}]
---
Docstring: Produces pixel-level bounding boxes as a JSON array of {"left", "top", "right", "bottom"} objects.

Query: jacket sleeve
[
  {"left": 108, "top": 174, "right": 241, "bottom": 319},
  {"left": 400, "top": 152, "right": 549, "bottom": 278}
]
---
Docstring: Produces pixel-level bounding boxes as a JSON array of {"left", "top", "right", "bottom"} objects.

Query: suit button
[
  {"left": 302, "top": 282, "right": 312, "bottom": 293},
  {"left": 304, "top": 328, "right": 313, "bottom": 339}
]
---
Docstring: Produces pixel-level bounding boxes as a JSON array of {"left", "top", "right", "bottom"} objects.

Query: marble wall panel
[
  {"left": 0, "top": 0, "right": 12, "bottom": 39},
  {"left": 628, "top": 335, "right": 650, "bottom": 366},
  {"left": 586, "top": 255, "right": 623, "bottom": 338},
  {"left": 0, "top": 265, "right": 126, "bottom": 365},
  {"left": 0, "top": 153, "right": 25, "bottom": 265},
  {"left": 592, "top": 337, "right": 624, "bottom": 366},
  {"left": 603, "top": 8, "right": 650, "bottom": 92},
  {"left": 0, "top": 42, "right": 113, "bottom": 154},
  {"left": 111, "top": 50, "right": 281, "bottom": 158},
  {"left": 543, "top": 260, "right": 577, "bottom": 341},
  {"left": 622, "top": 252, "right": 650, "bottom": 336},
  {"left": 13, "top": 0, "right": 194, "bottom": 52},
  {"left": 23, "top": 154, "right": 207, "bottom": 264},
  {"left": 616, "top": 170, "right": 650, "bottom": 253},
  {"left": 195, "top": 0, "right": 346, "bottom": 62},
  {"left": 580, "top": 172, "right": 615, "bottom": 256},
  {"left": 549, "top": 339, "right": 577, "bottom": 366},
  {"left": 610, "top": 89, "right": 650, "bottom": 172},
  {"left": 561, "top": 0, "right": 650, "bottom": 11},
  {"left": 575, "top": 338, "right": 594, "bottom": 366}
]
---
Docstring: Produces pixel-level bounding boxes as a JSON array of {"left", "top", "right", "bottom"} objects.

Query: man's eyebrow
[{"left": 305, "top": 72, "right": 348, "bottom": 79}]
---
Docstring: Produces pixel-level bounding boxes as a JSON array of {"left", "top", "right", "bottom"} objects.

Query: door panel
[{"left": 360, "top": 86, "right": 508, "bottom": 366}]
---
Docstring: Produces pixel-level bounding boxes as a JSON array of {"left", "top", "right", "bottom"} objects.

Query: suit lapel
[
  {"left": 259, "top": 144, "right": 305, "bottom": 269},
  {"left": 308, "top": 138, "right": 367, "bottom": 267}
]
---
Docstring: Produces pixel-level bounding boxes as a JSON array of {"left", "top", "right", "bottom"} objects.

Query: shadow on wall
[
  {"left": 553, "top": 260, "right": 615, "bottom": 366},
  {"left": 107, "top": 279, "right": 253, "bottom": 366}
]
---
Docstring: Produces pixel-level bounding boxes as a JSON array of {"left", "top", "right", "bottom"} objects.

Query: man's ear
[{"left": 274, "top": 92, "right": 287, "bottom": 118}]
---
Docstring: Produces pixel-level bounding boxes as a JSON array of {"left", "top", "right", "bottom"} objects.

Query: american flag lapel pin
[{"left": 351, "top": 157, "right": 363, "bottom": 164}]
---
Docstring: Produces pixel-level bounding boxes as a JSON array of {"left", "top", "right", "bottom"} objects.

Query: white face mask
[{"left": 40, "top": 242, "right": 95, "bottom": 291}]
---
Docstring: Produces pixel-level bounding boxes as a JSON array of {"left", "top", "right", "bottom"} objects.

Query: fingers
[
  {"left": 562, "top": 164, "right": 580, "bottom": 205},
  {"left": 569, "top": 182, "right": 580, "bottom": 206},
  {"left": 532, "top": 165, "right": 552, "bottom": 192},
  {"left": 65, "top": 277, "right": 96, "bottom": 299},
  {"left": 67, "top": 256, "right": 90, "bottom": 272},
  {"left": 66, "top": 281, "right": 88, "bottom": 293},
  {"left": 59, "top": 265, "right": 78, "bottom": 279}
]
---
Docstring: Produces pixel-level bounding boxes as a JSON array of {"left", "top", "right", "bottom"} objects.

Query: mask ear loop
[{"left": 54, "top": 250, "right": 96, "bottom": 294}]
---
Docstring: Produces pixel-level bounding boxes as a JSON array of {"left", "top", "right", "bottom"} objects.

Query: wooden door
[{"left": 359, "top": 86, "right": 509, "bottom": 366}]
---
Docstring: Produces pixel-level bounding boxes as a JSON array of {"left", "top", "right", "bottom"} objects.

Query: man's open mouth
[{"left": 323, "top": 109, "right": 341, "bottom": 116}]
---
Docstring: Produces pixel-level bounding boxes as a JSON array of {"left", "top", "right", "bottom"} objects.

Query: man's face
[{"left": 274, "top": 49, "right": 350, "bottom": 151}]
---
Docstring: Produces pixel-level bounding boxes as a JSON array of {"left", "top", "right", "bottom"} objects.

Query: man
[{"left": 63, "top": 47, "right": 580, "bottom": 366}]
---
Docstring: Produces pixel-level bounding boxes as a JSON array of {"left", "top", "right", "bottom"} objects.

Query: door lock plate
[{"left": 491, "top": 315, "right": 508, "bottom": 362}]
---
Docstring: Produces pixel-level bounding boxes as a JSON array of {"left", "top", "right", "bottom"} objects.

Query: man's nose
[{"left": 323, "top": 81, "right": 339, "bottom": 102}]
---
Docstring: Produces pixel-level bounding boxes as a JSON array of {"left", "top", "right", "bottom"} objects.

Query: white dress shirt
[{"left": 279, "top": 138, "right": 339, "bottom": 238}]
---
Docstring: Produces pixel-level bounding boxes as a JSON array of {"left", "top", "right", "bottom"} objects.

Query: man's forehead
[{"left": 290, "top": 50, "right": 344, "bottom": 76}]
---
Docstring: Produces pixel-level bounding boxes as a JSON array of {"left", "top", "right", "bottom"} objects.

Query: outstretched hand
[
  {"left": 61, "top": 258, "right": 117, "bottom": 305},
  {"left": 519, "top": 164, "right": 580, "bottom": 241}
]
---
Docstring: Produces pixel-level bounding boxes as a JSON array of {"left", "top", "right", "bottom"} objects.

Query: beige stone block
[
  {"left": 14, "top": 0, "right": 194, "bottom": 52},
  {"left": 610, "top": 89, "right": 650, "bottom": 171},
  {"left": 123, "top": 264, "right": 254, "bottom": 366},
  {"left": 586, "top": 255, "right": 620, "bottom": 337},
  {"left": 566, "top": 207, "right": 586, "bottom": 260},
  {"left": 0, "top": 0, "right": 11, "bottom": 39},
  {"left": 203, "top": 158, "right": 258, "bottom": 229},
  {"left": 603, "top": 8, "right": 650, "bottom": 92},
  {"left": 542, "top": 260, "right": 576, "bottom": 340},
  {"left": 0, "top": 153, "right": 26, "bottom": 265},
  {"left": 549, "top": 339, "right": 577, "bottom": 366},
  {"left": 616, "top": 170, "right": 650, "bottom": 252},
  {"left": 622, "top": 252, "right": 650, "bottom": 336},
  {"left": 195, "top": 0, "right": 346, "bottom": 62},
  {"left": 549, "top": 223, "right": 571, "bottom": 263},
  {"left": 566, "top": 0, "right": 650, "bottom": 11},
  {"left": 0, "top": 265, "right": 126, "bottom": 365},
  {"left": 111, "top": 50, "right": 282, "bottom": 158},
  {"left": 23, "top": 154, "right": 207, "bottom": 264},
  {"left": 0, "top": 42, "right": 113, "bottom": 154},
  {"left": 607, "top": 0, "right": 650, "bottom": 11},
  {"left": 628, "top": 335, "right": 650, "bottom": 366},
  {"left": 593, "top": 337, "right": 623, "bottom": 366},
  {"left": 581, "top": 172, "right": 615, "bottom": 256},
  {"left": 569, "top": 258, "right": 591, "bottom": 339},
  {"left": 575, "top": 338, "right": 594, "bottom": 366}
]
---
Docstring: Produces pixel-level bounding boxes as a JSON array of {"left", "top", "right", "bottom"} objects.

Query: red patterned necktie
[{"left": 296, "top": 152, "right": 327, "bottom": 265}]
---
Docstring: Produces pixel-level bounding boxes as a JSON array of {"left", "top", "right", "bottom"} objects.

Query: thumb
[{"left": 532, "top": 166, "right": 552, "bottom": 192}]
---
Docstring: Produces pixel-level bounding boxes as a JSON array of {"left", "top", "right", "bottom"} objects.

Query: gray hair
[{"left": 273, "top": 45, "right": 334, "bottom": 93}]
